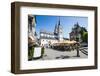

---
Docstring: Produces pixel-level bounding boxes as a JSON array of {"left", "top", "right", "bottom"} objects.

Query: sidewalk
[{"left": 41, "top": 48, "right": 88, "bottom": 60}]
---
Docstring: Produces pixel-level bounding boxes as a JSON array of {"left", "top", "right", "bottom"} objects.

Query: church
[{"left": 40, "top": 19, "right": 64, "bottom": 47}]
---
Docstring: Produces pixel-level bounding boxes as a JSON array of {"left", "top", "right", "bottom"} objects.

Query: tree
[
  {"left": 82, "top": 32, "right": 88, "bottom": 43},
  {"left": 79, "top": 27, "right": 88, "bottom": 43}
]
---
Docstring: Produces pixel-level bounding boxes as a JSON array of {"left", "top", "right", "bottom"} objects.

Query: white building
[{"left": 40, "top": 19, "right": 63, "bottom": 47}]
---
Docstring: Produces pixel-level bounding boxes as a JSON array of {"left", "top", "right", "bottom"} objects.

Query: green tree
[{"left": 82, "top": 32, "right": 88, "bottom": 43}]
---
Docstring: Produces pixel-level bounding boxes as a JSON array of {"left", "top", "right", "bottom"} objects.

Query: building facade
[
  {"left": 40, "top": 19, "right": 63, "bottom": 47},
  {"left": 28, "top": 14, "right": 37, "bottom": 46},
  {"left": 69, "top": 22, "right": 83, "bottom": 43}
]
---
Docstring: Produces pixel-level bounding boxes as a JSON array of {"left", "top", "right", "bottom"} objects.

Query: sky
[{"left": 35, "top": 15, "right": 88, "bottom": 38}]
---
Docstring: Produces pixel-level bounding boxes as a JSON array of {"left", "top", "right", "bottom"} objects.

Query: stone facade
[
  {"left": 69, "top": 22, "right": 82, "bottom": 42},
  {"left": 28, "top": 15, "right": 37, "bottom": 46}
]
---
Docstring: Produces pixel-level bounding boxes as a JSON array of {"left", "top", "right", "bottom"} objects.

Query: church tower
[{"left": 57, "top": 18, "right": 63, "bottom": 41}]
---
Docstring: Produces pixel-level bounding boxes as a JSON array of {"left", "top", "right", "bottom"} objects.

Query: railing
[{"left": 79, "top": 48, "right": 88, "bottom": 55}]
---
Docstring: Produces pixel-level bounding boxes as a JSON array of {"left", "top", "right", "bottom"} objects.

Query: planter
[{"left": 28, "top": 47, "right": 44, "bottom": 60}]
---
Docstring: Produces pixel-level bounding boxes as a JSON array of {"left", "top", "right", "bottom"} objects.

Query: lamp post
[
  {"left": 75, "top": 26, "right": 80, "bottom": 57},
  {"left": 76, "top": 42, "right": 80, "bottom": 57}
]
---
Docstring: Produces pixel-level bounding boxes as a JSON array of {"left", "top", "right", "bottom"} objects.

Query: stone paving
[{"left": 39, "top": 48, "right": 88, "bottom": 60}]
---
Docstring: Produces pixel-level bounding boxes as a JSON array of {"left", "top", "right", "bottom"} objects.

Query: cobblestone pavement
[{"left": 39, "top": 48, "right": 88, "bottom": 60}]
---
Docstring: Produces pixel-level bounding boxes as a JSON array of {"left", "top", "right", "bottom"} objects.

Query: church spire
[
  {"left": 58, "top": 16, "right": 60, "bottom": 25},
  {"left": 54, "top": 23, "right": 58, "bottom": 35}
]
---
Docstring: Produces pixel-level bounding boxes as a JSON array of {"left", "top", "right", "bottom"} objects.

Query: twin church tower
[
  {"left": 40, "top": 18, "right": 63, "bottom": 47},
  {"left": 54, "top": 19, "right": 63, "bottom": 41}
]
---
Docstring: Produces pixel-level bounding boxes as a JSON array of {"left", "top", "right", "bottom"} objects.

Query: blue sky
[{"left": 35, "top": 15, "right": 88, "bottom": 38}]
